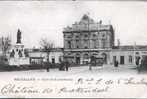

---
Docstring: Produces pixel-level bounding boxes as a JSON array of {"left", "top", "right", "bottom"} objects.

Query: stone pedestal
[{"left": 9, "top": 43, "right": 30, "bottom": 66}]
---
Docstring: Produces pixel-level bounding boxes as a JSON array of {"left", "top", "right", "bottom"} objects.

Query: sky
[{"left": 0, "top": 1, "right": 147, "bottom": 48}]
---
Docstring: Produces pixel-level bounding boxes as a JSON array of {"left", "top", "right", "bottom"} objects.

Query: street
[{"left": 0, "top": 64, "right": 143, "bottom": 79}]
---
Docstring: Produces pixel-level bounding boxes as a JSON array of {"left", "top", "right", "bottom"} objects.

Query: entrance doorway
[
  {"left": 120, "top": 56, "right": 124, "bottom": 64},
  {"left": 76, "top": 57, "right": 80, "bottom": 64},
  {"left": 52, "top": 58, "right": 55, "bottom": 64}
]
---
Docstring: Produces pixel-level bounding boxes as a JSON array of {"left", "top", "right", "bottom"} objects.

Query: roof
[
  {"left": 63, "top": 14, "right": 113, "bottom": 33},
  {"left": 27, "top": 48, "right": 64, "bottom": 53},
  {"left": 113, "top": 45, "right": 147, "bottom": 51}
]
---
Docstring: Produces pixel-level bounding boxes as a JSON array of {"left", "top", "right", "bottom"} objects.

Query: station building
[
  {"left": 63, "top": 14, "right": 147, "bottom": 66},
  {"left": 63, "top": 14, "right": 114, "bottom": 65}
]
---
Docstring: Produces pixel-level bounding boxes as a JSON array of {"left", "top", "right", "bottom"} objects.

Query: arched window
[{"left": 83, "top": 54, "right": 89, "bottom": 59}]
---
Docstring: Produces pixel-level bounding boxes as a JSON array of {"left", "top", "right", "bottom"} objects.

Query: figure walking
[
  {"left": 114, "top": 60, "right": 118, "bottom": 67},
  {"left": 65, "top": 59, "right": 69, "bottom": 71},
  {"left": 89, "top": 56, "right": 95, "bottom": 70},
  {"left": 59, "top": 58, "right": 65, "bottom": 71},
  {"left": 136, "top": 57, "right": 140, "bottom": 67}
]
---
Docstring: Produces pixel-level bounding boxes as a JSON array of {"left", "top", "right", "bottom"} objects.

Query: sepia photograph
[{"left": 0, "top": 0, "right": 147, "bottom": 98}]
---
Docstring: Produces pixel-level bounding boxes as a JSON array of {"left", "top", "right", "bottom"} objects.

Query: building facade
[
  {"left": 63, "top": 14, "right": 114, "bottom": 65},
  {"left": 5, "top": 15, "right": 147, "bottom": 67},
  {"left": 110, "top": 46, "right": 147, "bottom": 65},
  {"left": 28, "top": 48, "right": 63, "bottom": 65}
]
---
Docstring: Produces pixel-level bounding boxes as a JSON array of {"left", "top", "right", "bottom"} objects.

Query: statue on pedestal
[{"left": 16, "top": 29, "right": 21, "bottom": 44}]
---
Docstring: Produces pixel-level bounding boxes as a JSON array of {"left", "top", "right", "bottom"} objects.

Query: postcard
[{"left": 0, "top": 0, "right": 147, "bottom": 98}]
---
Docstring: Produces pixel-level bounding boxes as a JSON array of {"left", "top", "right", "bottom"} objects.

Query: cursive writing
[
  {"left": 58, "top": 86, "right": 109, "bottom": 93},
  {"left": 1, "top": 84, "right": 39, "bottom": 95},
  {"left": 123, "top": 77, "right": 147, "bottom": 86}
]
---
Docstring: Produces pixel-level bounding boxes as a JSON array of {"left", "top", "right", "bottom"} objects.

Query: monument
[
  {"left": 16, "top": 29, "right": 22, "bottom": 44},
  {"left": 9, "top": 29, "right": 30, "bottom": 66}
]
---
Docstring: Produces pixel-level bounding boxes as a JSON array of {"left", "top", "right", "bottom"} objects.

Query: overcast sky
[{"left": 0, "top": 1, "right": 147, "bottom": 48}]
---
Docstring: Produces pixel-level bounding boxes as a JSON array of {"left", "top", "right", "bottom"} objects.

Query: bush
[{"left": 0, "top": 63, "right": 20, "bottom": 71}]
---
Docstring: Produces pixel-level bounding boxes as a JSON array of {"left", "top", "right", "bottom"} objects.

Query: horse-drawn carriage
[{"left": 89, "top": 55, "right": 104, "bottom": 70}]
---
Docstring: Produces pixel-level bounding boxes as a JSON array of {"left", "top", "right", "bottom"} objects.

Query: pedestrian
[
  {"left": 89, "top": 56, "right": 96, "bottom": 70},
  {"left": 65, "top": 59, "right": 69, "bottom": 71},
  {"left": 59, "top": 58, "right": 65, "bottom": 71},
  {"left": 136, "top": 57, "right": 140, "bottom": 66},
  {"left": 114, "top": 60, "right": 118, "bottom": 67}
]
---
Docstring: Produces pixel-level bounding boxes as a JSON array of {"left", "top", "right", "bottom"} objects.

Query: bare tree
[
  {"left": 40, "top": 38, "right": 54, "bottom": 63},
  {"left": 0, "top": 36, "right": 11, "bottom": 62}
]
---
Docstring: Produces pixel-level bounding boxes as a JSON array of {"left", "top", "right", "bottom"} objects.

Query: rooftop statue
[{"left": 16, "top": 29, "right": 21, "bottom": 44}]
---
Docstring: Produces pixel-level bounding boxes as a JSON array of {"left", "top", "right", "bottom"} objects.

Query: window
[
  {"left": 129, "top": 55, "right": 132, "bottom": 63},
  {"left": 102, "top": 39, "right": 105, "bottom": 48},
  {"left": 52, "top": 58, "right": 55, "bottom": 64},
  {"left": 68, "top": 41, "right": 71, "bottom": 48},
  {"left": 84, "top": 46, "right": 88, "bottom": 49},
  {"left": 93, "top": 40, "right": 97, "bottom": 48},
  {"left": 84, "top": 40, "right": 88, "bottom": 49},
  {"left": 93, "top": 34, "right": 96, "bottom": 37},
  {"left": 84, "top": 34, "right": 88, "bottom": 38},
  {"left": 76, "top": 35, "right": 79, "bottom": 38},
  {"left": 83, "top": 54, "right": 89, "bottom": 59},
  {"left": 76, "top": 40, "right": 79, "bottom": 48}
]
